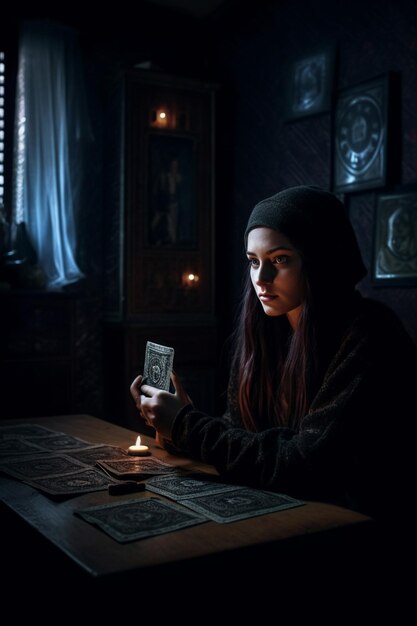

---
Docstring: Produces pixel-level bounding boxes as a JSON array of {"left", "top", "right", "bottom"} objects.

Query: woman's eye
[
  {"left": 248, "top": 258, "right": 259, "bottom": 267},
  {"left": 274, "top": 255, "right": 288, "bottom": 264}
]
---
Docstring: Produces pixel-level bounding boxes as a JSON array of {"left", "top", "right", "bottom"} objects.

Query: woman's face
[{"left": 246, "top": 227, "right": 305, "bottom": 328}]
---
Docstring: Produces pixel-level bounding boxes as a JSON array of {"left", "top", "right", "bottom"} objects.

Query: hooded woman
[{"left": 131, "top": 186, "right": 417, "bottom": 520}]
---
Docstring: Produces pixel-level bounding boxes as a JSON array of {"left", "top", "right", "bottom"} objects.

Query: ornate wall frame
[
  {"left": 334, "top": 75, "right": 391, "bottom": 193},
  {"left": 372, "top": 186, "right": 417, "bottom": 286},
  {"left": 284, "top": 47, "right": 336, "bottom": 121}
]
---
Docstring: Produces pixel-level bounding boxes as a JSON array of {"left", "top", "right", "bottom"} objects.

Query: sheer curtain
[{"left": 12, "top": 20, "right": 90, "bottom": 289}]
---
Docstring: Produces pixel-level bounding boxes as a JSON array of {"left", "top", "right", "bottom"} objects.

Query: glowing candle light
[
  {"left": 182, "top": 271, "right": 200, "bottom": 287},
  {"left": 128, "top": 435, "right": 150, "bottom": 456}
]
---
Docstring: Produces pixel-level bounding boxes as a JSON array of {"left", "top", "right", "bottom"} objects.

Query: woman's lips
[{"left": 259, "top": 292, "right": 278, "bottom": 302}]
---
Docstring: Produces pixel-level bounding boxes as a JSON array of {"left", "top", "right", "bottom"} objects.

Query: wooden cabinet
[
  {"left": 0, "top": 290, "right": 102, "bottom": 420},
  {"left": 103, "top": 70, "right": 218, "bottom": 429},
  {"left": 0, "top": 291, "right": 76, "bottom": 419}
]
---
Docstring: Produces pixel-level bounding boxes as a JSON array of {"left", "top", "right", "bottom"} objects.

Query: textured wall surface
[
  {"left": 207, "top": 0, "right": 417, "bottom": 344},
  {"left": 5, "top": 1, "right": 416, "bottom": 420}
]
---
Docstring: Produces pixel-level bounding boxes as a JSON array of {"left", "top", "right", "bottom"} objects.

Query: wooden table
[{"left": 1, "top": 414, "right": 384, "bottom": 614}]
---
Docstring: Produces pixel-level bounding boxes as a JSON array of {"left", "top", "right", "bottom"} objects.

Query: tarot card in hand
[{"left": 143, "top": 341, "right": 174, "bottom": 391}]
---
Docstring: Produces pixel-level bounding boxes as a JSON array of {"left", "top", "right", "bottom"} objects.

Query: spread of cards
[
  {"left": 0, "top": 344, "right": 304, "bottom": 544},
  {"left": 143, "top": 341, "right": 174, "bottom": 391}
]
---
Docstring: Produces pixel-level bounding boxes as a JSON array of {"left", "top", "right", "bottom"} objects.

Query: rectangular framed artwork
[
  {"left": 372, "top": 187, "right": 417, "bottom": 286},
  {"left": 284, "top": 46, "right": 336, "bottom": 121},
  {"left": 334, "top": 74, "right": 391, "bottom": 194},
  {"left": 146, "top": 133, "right": 197, "bottom": 248}
]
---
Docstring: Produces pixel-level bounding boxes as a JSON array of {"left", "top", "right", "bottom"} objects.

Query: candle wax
[{"left": 128, "top": 435, "right": 151, "bottom": 456}]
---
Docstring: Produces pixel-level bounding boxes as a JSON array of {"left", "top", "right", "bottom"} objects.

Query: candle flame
[
  {"left": 182, "top": 271, "right": 200, "bottom": 286},
  {"left": 136, "top": 435, "right": 141, "bottom": 446}
]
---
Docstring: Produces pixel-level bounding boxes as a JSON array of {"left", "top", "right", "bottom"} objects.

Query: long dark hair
[
  {"left": 233, "top": 268, "right": 319, "bottom": 432},
  {"left": 234, "top": 185, "right": 366, "bottom": 432}
]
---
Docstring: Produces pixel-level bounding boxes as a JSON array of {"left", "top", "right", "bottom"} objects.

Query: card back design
[
  {"left": 0, "top": 424, "right": 57, "bottom": 440},
  {"left": 66, "top": 445, "right": 128, "bottom": 466},
  {"left": 96, "top": 457, "right": 178, "bottom": 479},
  {"left": 143, "top": 341, "right": 174, "bottom": 391},
  {"left": 146, "top": 473, "right": 240, "bottom": 500},
  {"left": 75, "top": 497, "right": 206, "bottom": 542},
  {"left": 28, "top": 467, "right": 117, "bottom": 495},
  {"left": 180, "top": 488, "right": 304, "bottom": 523},
  {"left": 0, "top": 454, "right": 88, "bottom": 479}
]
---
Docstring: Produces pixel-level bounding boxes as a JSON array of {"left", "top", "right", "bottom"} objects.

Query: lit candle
[
  {"left": 182, "top": 271, "right": 200, "bottom": 288},
  {"left": 128, "top": 435, "right": 151, "bottom": 456}
]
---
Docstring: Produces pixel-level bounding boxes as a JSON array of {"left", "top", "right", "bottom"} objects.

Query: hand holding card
[{"left": 130, "top": 341, "right": 192, "bottom": 440}]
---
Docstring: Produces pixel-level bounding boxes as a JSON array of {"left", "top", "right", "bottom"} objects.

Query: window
[
  {"left": 0, "top": 51, "right": 5, "bottom": 208},
  {"left": 11, "top": 21, "right": 90, "bottom": 289}
]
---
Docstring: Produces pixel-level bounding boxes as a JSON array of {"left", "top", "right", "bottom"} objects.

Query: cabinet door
[
  {"left": 125, "top": 71, "right": 216, "bottom": 319},
  {"left": 0, "top": 293, "right": 75, "bottom": 418},
  {"left": 1, "top": 360, "right": 73, "bottom": 418},
  {"left": 102, "top": 71, "right": 218, "bottom": 429}
]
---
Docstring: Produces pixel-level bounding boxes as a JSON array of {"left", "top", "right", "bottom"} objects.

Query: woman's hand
[{"left": 130, "top": 371, "right": 192, "bottom": 440}]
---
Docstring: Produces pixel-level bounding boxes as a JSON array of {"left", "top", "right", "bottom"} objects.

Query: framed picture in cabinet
[{"left": 147, "top": 134, "right": 197, "bottom": 248}]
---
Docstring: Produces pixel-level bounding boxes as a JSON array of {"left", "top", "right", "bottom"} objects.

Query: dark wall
[
  {"left": 206, "top": 0, "right": 417, "bottom": 345},
  {"left": 3, "top": 0, "right": 417, "bottom": 418}
]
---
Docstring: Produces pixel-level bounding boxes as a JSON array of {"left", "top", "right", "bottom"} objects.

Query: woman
[{"left": 130, "top": 186, "right": 417, "bottom": 520}]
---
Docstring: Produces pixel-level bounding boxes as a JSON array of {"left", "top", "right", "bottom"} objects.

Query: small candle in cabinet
[{"left": 128, "top": 435, "right": 151, "bottom": 456}]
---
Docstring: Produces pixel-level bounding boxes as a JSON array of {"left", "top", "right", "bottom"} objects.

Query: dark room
[{"left": 1, "top": 0, "right": 416, "bottom": 618}]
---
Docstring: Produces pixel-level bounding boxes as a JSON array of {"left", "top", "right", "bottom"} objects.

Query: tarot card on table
[
  {"left": 75, "top": 496, "right": 207, "bottom": 542},
  {"left": 146, "top": 472, "right": 241, "bottom": 500},
  {"left": 179, "top": 488, "right": 304, "bottom": 523},
  {"left": 96, "top": 456, "right": 178, "bottom": 479},
  {"left": 26, "top": 467, "right": 119, "bottom": 496}
]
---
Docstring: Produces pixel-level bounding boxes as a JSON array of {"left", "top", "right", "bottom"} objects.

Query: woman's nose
[{"left": 256, "top": 262, "right": 276, "bottom": 284}]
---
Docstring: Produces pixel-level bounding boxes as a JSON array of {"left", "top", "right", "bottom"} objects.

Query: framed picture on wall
[
  {"left": 284, "top": 46, "right": 336, "bottom": 121},
  {"left": 334, "top": 74, "right": 390, "bottom": 194},
  {"left": 372, "top": 187, "right": 417, "bottom": 286}
]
